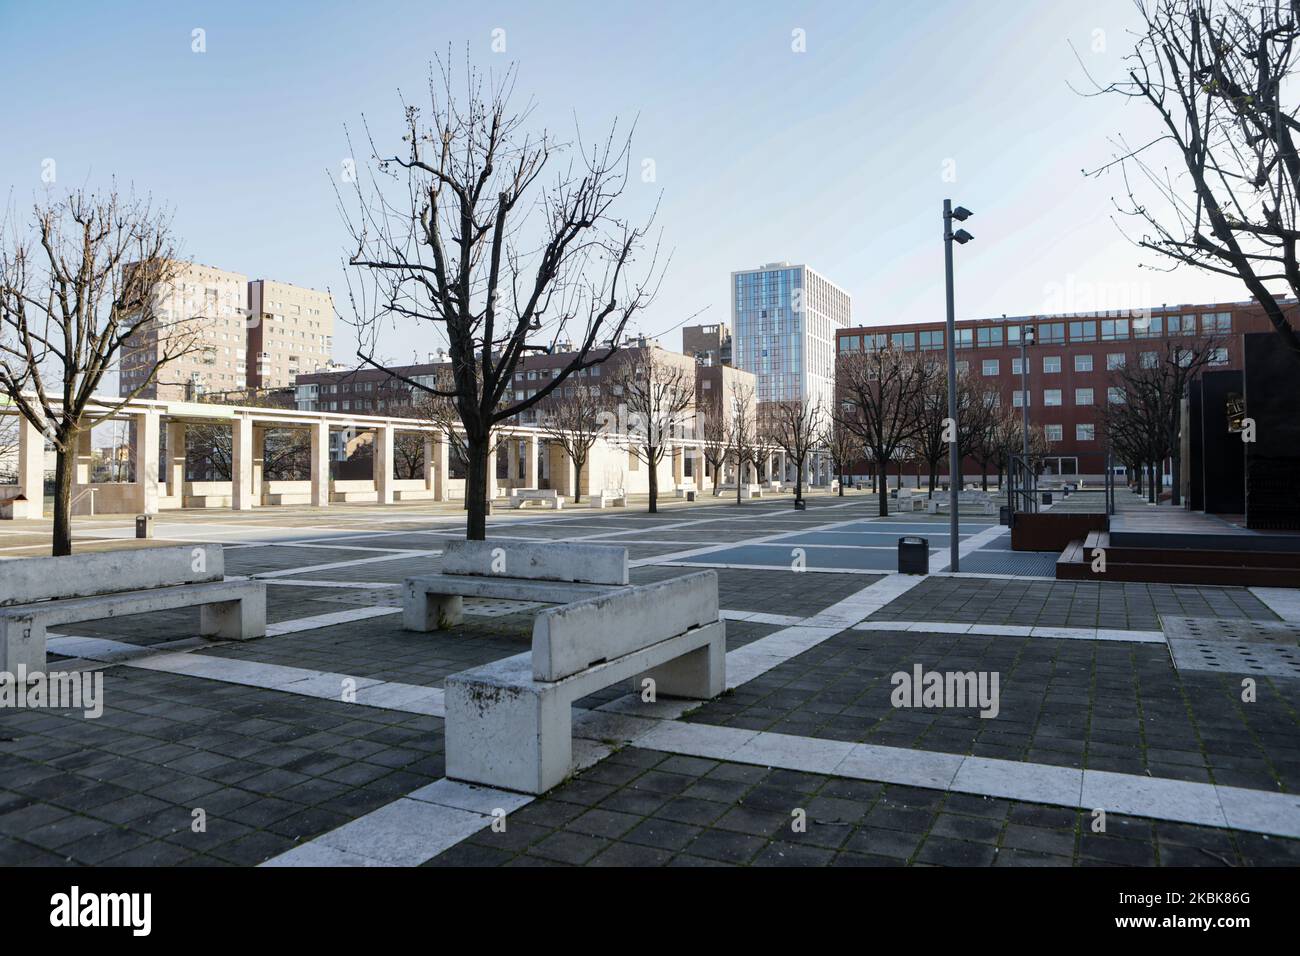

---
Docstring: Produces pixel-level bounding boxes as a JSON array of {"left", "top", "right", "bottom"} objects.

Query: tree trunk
[
  {"left": 981, "top": 466, "right": 989, "bottom": 492},
  {"left": 573, "top": 458, "right": 584, "bottom": 504},
  {"left": 877, "top": 461, "right": 888, "bottom": 517},
  {"left": 838, "top": 463, "right": 845, "bottom": 496},
  {"left": 52, "top": 441, "right": 74, "bottom": 557},
  {"left": 647, "top": 448, "right": 658, "bottom": 513},
  {"left": 794, "top": 459, "right": 804, "bottom": 503},
  {"left": 1147, "top": 462, "right": 1157, "bottom": 504},
  {"left": 464, "top": 433, "right": 489, "bottom": 540},
  {"left": 1170, "top": 435, "right": 1182, "bottom": 508}
]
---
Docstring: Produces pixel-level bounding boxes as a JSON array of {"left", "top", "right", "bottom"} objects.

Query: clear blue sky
[{"left": 0, "top": 0, "right": 1246, "bottom": 368}]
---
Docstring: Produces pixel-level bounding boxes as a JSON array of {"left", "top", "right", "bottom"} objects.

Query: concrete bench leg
[
  {"left": 0, "top": 616, "right": 46, "bottom": 678},
  {"left": 200, "top": 591, "right": 266, "bottom": 641},
  {"left": 630, "top": 622, "right": 726, "bottom": 699},
  {"left": 444, "top": 679, "right": 572, "bottom": 794},
  {"left": 402, "top": 584, "right": 464, "bottom": 631}
]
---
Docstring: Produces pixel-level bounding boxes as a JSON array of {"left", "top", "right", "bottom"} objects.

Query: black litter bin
[
  {"left": 999, "top": 505, "right": 1010, "bottom": 526},
  {"left": 135, "top": 514, "right": 154, "bottom": 539},
  {"left": 1042, "top": 491, "right": 1053, "bottom": 505},
  {"left": 793, "top": 498, "right": 806, "bottom": 511},
  {"left": 898, "top": 536, "right": 928, "bottom": 574}
]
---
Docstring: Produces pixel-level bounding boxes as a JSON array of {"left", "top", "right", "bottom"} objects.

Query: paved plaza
[{"left": 1, "top": 491, "right": 1299, "bottom": 867}]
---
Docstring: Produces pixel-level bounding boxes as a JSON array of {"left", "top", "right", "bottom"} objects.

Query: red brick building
[{"left": 836, "top": 299, "right": 1285, "bottom": 481}]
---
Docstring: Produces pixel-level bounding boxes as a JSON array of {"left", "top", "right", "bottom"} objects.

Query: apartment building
[
  {"left": 836, "top": 299, "right": 1279, "bottom": 477},
  {"left": 731, "top": 263, "right": 852, "bottom": 411},
  {"left": 247, "top": 279, "right": 334, "bottom": 389},
  {"left": 120, "top": 262, "right": 250, "bottom": 401},
  {"left": 682, "top": 322, "right": 733, "bottom": 367}
]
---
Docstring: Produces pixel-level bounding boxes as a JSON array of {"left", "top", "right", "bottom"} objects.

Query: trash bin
[
  {"left": 999, "top": 505, "right": 1010, "bottom": 526},
  {"left": 898, "top": 536, "right": 928, "bottom": 574},
  {"left": 135, "top": 514, "right": 154, "bottom": 539},
  {"left": 793, "top": 498, "right": 806, "bottom": 511},
  {"left": 1042, "top": 491, "right": 1053, "bottom": 505}
]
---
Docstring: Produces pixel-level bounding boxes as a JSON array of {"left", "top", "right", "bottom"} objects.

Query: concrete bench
[
  {"left": 739, "top": 484, "right": 763, "bottom": 499},
  {"left": 403, "top": 540, "right": 630, "bottom": 631},
  {"left": 509, "top": 488, "right": 562, "bottom": 510},
  {"left": 926, "top": 492, "right": 996, "bottom": 515},
  {"left": 445, "top": 570, "right": 725, "bottom": 793},
  {"left": 674, "top": 484, "right": 696, "bottom": 498},
  {"left": 0, "top": 544, "right": 265, "bottom": 678},
  {"left": 594, "top": 488, "right": 627, "bottom": 508}
]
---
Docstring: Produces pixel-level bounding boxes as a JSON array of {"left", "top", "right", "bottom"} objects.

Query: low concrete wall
[
  {"left": 442, "top": 539, "right": 629, "bottom": 585},
  {"left": 1011, "top": 512, "right": 1109, "bottom": 552}
]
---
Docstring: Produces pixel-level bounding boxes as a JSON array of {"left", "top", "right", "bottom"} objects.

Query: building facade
[
  {"left": 120, "top": 262, "right": 250, "bottom": 401},
  {"left": 836, "top": 299, "right": 1280, "bottom": 478},
  {"left": 120, "top": 263, "right": 333, "bottom": 401},
  {"left": 247, "top": 279, "right": 334, "bottom": 389},
  {"left": 682, "top": 322, "right": 733, "bottom": 367},
  {"left": 732, "top": 262, "right": 852, "bottom": 411}
]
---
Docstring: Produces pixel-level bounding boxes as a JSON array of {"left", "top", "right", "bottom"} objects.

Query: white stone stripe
[
  {"left": 266, "top": 606, "right": 403, "bottom": 635},
  {"left": 1250, "top": 586, "right": 1300, "bottom": 623},
  {"left": 253, "top": 550, "right": 439, "bottom": 579},
  {"left": 661, "top": 561, "right": 883, "bottom": 575},
  {"left": 930, "top": 524, "right": 1010, "bottom": 573},
  {"left": 629, "top": 721, "right": 1300, "bottom": 839},
  {"left": 851, "top": 620, "right": 1166, "bottom": 643}
]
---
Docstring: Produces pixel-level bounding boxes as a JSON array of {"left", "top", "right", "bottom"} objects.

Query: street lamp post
[{"left": 943, "top": 200, "right": 973, "bottom": 572}]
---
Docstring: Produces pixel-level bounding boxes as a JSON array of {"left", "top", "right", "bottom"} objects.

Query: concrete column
[
  {"left": 310, "top": 422, "right": 330, "bottom": 507},
  {"left": 252, "top": 425, "right": 267, "bottom": 505},
  {"left": 433, "top": 433, "right": 449, "bottom": 502},
  {"left": 132, "top": 412, "right": 161, "bottom": 515},
  {"left": 232, "top": 416, "right": 255, "bottom": 511},
  {"left": 70, "top": 428, "right": 93, "bottom": 514},
  {"left": 166, "top": 421, "right": 186, "bottom": 499},
  {"left": 14, "top": 416, "right": 45, "bottom": 519},
  {"left": 423, "top": 435, "right": 435, "bottom": 491},
  {"left": 672, "top": 446, "right": 684, "bottom": 487},
  {"left": 374, "top": 424, "right": 394, "bottom": 504},
  {"left": 524, "top": 435, "right": 539, "bottom": 490},
  {"left": 486, "top": 443, "right": 498, "bottom": 500}
]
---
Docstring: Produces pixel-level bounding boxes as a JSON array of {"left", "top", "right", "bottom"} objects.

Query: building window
[
  {"left": 840, "top": 335, "right": 860, "bottom": 352},
  {"left": 1012, "top": 390, "right": 1030, "bottom": 408},
  {"left": 1077, "top": 423, "right": 1096, "bottom": 441},
  {"left": 1069, "top": 320, "right": 1097, "bottom": 342},
  {"left": 1134, "top": 315, "right": 1163, "bottom": 338},
  {"left": 919, "top": 330, "right": 944, "bottom": 351},
  {"left": 1044, "top": 389, "right": 1062, "bottom": 406},
  {"left": 1074, "top": 354, "right": 1093, "bottom": 372},
  {"left": 1043, "top": 356, "right": 1062, "bottom": 373},
  {"left": 1140, "top": 351, "right": 1159, "bottom": 368},
  {"left": 1106, "top": 353, "right": 1126, "bottom": 370},
  {"left": 1101, "top": 319, "right": 1129, "bottom": 341},
  {"left": 976, "top": 326, "right": 1003, "bottom": 348},
  {"left": 1011, "top": 357, "right": 1026, "bottom": 375},
  {"left": 1108, "top": 386, "right": 1126, "bottom": 404},
  {"left": 982, "top": 359, "right": 999, "bottom": 376},
  {"left": 1039, "top": 322, "right": 1066, "bottom": 344},
  {"left": 956, "top": 360, "right": 969, "bottom": 375},
  {"left": 1209, "top": 347, "right": 1229, "bottom": 365},
  {"left": 1045, "top": 424, "right": 1063, "bottom": 442},
  {"left": 1167, "top": 314, "right": 1197, "bottom": 335},
  {"left": 1202, "top": 312, "right": 1232, "bottom": 335},
  {"left": 1075, "top": 387, "right": 1094, "bottom": 405},
  {"left": 890, "top": 331, "right": 916, "bottom": 351},
  {"left": 954, "top": 328, "right": 974, "bottom": 349}
]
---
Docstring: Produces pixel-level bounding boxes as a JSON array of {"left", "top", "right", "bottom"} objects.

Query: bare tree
[
  {"left": 538, "top": 382, "right": 610, "bottom": 503},
  {"left": 409, "top": 367, "right": 507, "bottom": 508},
  {"left": 760, "top": 399, "right": 824, "bottom": 505},
  {"left": 1083, "top": 0, "right": 1300, "bottom": 356},
  {"left": 339, "top": 58, "right": 663, "bottom": 539},
  {"left": 0, "top": 416, "right": 20, "bottom": 484},
  {"left": 824, "top": 409, "right": 859, "bottom": 496},
  {"left": 727, "top": 380, "right": 758, "bottom": 505},
  {"left": 695, "top": 403, "right": 731, "bottom": 496},
  {"left": 1102, "top": 337, "right": 1218, "bottom": 504},
  {"left": 837, "top": 346, "right": 927, "bottom": 516},
  {"left": 0, "top": 189, "right": 199, "bottom": 554},
  {"left": 612, "top": 347, "right": 693, "bottom": 513},
  {"left": 394, "top": 430, "right": 425, "bottom": 480}
]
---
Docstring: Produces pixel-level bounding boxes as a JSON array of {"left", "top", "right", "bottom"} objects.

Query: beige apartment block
[
  {"left": 248, "top": 279, "right": 334, "bottom": 390},
  {"left": 120, "top": 262, "right": 250, "bottom": 401}
]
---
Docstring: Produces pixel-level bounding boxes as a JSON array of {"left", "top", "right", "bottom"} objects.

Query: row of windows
[
  {"left": 1009, "top": 387, "right": 1128, "bottom": 407},
  {"left": 839, "top": 313, "right": 1234, "bottom": 352},
  {"left": 972, "top": 348, "right": 1228, "bottom": 377}
]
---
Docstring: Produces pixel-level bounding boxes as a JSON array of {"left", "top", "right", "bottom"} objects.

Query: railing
[
  {"left": 71, "top": 486, "right": 97, "bottom": 516},
  {"left": 1006, "top": 453, "right": 1038, "bottom": 525}
]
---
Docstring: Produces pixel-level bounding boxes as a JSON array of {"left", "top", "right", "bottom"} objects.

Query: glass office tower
[{"left": 731, "top": 262, "right": 852, "bottom": 411}]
